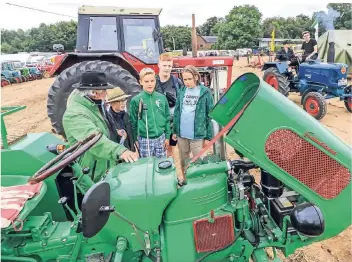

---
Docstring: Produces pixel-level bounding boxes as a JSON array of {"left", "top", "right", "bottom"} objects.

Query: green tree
[
  {"left": 215, "top": 5, "right": 262, "bottom": 49},
  {"left": 262, "top": 14, "right": 313, "bottom": 39},
  {"left": 161, "top": 25, "right": 192, "bottom": 50},
  {"left": 199, "top": 17, "right": 224, "bottom": 36},
  {"left": 1, "top": 20, "right": 77, "bottom": 54}
]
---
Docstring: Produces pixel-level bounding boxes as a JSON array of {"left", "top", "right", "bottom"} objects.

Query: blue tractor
[{"left": 262, "top": 58, "right": 351, "bottom": 120}]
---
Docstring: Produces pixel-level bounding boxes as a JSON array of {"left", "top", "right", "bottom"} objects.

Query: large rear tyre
[
  {"left": 47, "top": 60, "right": 142, "bottom": 137},
  {"left": 263, "top": 67, "right": 290, "bottom": 96},
  {"left": 344, "top": 85, "right": 352, "bottom": 113},
  {"left": 302, "top": 92, "right": 327, "bottom": 120}
]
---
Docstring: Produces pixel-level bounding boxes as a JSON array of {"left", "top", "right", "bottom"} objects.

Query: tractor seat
[{"left": 1, "top": 176, "right": 47, "bottom": 231}]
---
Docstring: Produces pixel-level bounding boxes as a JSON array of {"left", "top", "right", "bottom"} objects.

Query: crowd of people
[{"left": 62, "top": 53, "right": 214, "bottom": 186}]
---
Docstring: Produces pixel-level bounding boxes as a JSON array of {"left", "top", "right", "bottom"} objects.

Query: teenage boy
[
  {"left": 130, "top": 68, "right": 171, "bottom": 158},
  {"left": 155, "top": 53, "right": 183, "bottom": 156}
]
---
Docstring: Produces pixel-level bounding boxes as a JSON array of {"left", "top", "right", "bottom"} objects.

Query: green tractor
[
  {"left": 1, "top": 73, "right": 351, "bottom": 262},
  {"left": 11, "top": 60, "right": 33, "bottom": 81}
]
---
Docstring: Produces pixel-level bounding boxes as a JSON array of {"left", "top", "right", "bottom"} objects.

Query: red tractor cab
[{"left": 47, "top": 5, "right": 233, "bottom": 137}]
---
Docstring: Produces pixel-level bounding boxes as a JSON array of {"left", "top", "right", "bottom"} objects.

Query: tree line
[{"left": 1, "top": 3, "right": 350, "bottom": 54}]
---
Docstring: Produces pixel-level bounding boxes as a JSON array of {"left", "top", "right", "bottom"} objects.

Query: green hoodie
[
  {"left": 173, "top": 84, "right": 214, "bottom": 140},
  {"left": 129, "top": 90, "right": 171, "bottom": 141},
  {"left": 62, "top": 92, "right": 127, "bottom": 190}
]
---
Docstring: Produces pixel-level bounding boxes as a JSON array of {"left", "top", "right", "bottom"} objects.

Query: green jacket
[
  {"left": 129, "top": 90, "right": 171, "bottom": 141},
  {"left": 62, "top": 92, "right": 127, "bottom": 187},
  {"left": 173, "top": 84, "right": 214, "bottom": 140}
]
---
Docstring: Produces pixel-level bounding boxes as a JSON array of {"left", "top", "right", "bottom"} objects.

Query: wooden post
[{"left": 192, "top": 14, "right": 197, "bottom": 57}]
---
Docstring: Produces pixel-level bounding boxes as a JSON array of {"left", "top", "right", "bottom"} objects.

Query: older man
[{"left": 63, "top": 71, "right": 138, "bottom": 188}]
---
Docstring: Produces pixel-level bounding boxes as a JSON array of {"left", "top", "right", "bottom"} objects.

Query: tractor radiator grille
[
  {"left": 265, "top": 129, "right": 350, "bottom": 199},
  {"left": 193, "top": 214, "right": 234, "bottom": 253}
]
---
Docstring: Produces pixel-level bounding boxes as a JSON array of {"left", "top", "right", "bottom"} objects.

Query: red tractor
[{"left": 48, "top": 5, "right": 233, "bottom": 136}]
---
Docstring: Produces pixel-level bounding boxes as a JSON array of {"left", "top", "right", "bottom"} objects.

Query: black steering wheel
[{"left": 28, "top": 133, "right": 102, "bottom": 184}]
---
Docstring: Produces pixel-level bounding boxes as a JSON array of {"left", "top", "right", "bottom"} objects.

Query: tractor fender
[
  {"left": 262, "top": 62, "right": 288, "bottom": 74},
  {"left": 49, "top": 52, "right": 140, "bottom": 80}
]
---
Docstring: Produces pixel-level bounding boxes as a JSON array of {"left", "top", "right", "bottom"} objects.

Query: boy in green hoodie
[{"left": 130, "top": 68, "right": 171, "bottom": 158}]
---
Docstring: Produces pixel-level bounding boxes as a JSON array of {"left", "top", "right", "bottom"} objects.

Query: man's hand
[
  {"left": 120, "top": 150, "right": 138, "bottom": 163},
  {"left": 172, "top": 134, "right": 177, "bottom": 141},
  {"left": 164, "top": 139, "right": 170, "bottom": 150}
]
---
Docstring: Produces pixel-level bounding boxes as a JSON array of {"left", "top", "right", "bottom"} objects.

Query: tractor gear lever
[{"left": 58, "top": 197, "right": 77, "bottom": 220}]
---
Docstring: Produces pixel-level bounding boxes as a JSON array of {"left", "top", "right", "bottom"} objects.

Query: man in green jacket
[
  {"left": 63, "top": 71, "right": 138, "bottom": 190},
  {"left": 129, "top": 68, "right": 171, "bottom": 158}
]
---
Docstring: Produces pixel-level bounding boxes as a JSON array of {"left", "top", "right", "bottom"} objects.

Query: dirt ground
[{"left": 1, "top": 57, "right": 351, "bottom": 261}]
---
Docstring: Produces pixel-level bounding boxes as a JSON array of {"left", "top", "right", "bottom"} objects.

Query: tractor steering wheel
[{"left": 28, "top": 133, "right": 102, "bottom": 184}]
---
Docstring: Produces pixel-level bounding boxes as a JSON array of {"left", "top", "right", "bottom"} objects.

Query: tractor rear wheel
[
  {"left": 47, "top": 60, "right": 142, "bottom": 137},
  {"left": 263, "top": 67, "right": 290, "bottom": 96},
  {"left": 302, "top": 92, "right": 327, "bottom": 120},
  {"left": 344, "top": 85, "right": 352, "bottom": 113}
]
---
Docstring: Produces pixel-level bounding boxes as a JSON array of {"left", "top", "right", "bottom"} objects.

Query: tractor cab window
[
  {"left": 88, "top": 17, "right": 118, "bottom": 51},
  {"left": 122, "top": 18, "right": 160, "bottom": 64}
]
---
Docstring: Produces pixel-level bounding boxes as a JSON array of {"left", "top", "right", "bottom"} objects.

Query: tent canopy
[{"left": 318, "top": 30, "right": 352, "bottom": 74}]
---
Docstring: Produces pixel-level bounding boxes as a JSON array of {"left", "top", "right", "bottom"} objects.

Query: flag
[
  {"left": 270, "top": 27, "right": 275, "bottom": 52},
  {"left": 312, "top": 19, "right": 319, "bottom": 39}
]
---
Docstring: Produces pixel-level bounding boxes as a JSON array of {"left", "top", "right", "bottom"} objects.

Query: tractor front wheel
[
  {"left": 14, "top": 77, "right": 21, "bottom": 84},
  {"left": 263, "top": 67, "right": 290, "bottom": 96},
  {"left": 344, "top": 85, "right": 352, "bottom": 113},
  {"left": 1, "top": 79, "right": 10, "bottom": 87},
  {"left": 302, "top": 92, "right": 327, "bottom": 120},
  {"left": 47, "top": 60, "right": 142, "bottom": 137}
]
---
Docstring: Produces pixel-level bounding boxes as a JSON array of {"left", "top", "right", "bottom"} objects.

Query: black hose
[{"left": 230, "top": 160, "right": 258, "bottom": 170}]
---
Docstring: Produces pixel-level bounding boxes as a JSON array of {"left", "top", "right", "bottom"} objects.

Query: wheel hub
[
  {"left": 306, "top": 97, "right": 319, "bottom": 115},
  {"left": 265, "top": 75, "right": 279, "bottom": 90}
]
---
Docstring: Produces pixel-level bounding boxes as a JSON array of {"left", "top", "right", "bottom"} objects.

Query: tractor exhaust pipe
[
  {"left": 327, "top": 30, "right": 335, "bottom": 63},
  {"left": 192, "top": 14, "right": 197, "bottom": 58},
  {"left": 212, "top": 69, "right": 227, "bottom": 160}
]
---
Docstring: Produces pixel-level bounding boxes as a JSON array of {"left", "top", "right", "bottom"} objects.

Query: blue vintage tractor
[{"left": 262, "top": 58, "right": 351, "bottom": 120}]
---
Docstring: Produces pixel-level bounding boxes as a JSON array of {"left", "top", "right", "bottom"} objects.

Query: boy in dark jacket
[
  {"left": 155, "top": 53, "right": 183, "bottom": 157},
  {"left": 130, "top": 68, "right": 171, "bottom": 158},
  {"left": 104, "top": 87, "right": 136, "bottom": 152}
]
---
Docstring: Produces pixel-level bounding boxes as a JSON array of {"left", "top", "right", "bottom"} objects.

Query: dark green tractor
[{"left": 1, "top": 72, "right": 351, "bottom": 261}]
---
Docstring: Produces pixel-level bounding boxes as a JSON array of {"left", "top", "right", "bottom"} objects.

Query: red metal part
[
  {"left": 265, "top": 129, "right": 351, "bottom": 199},
  {"left": 50, "top": 52, "right": 234, "bottom": 89},
  {"left": 173, "top": 56, "right": 233, "bottom": 88},
  {"left": 122, "top": 52, "right": 159, "bottom": 73},
  {"left": 48, "top": 54, "right": 66, "bottom": 77},
  {"left": 265, "top": 74, "right": 279, "bottom": 90},
  {"left": 305, "top": 97, "right": 320, "bottom": 116},
  {"left": 193, "top": 214, "right": 235, "bottom": 253}
]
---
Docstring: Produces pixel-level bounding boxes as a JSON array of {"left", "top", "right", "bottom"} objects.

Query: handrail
[{"left": 1, "top": 106, "right": 26, "bottom": 149}]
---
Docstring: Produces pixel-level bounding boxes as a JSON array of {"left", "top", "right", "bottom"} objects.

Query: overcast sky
[{"left": 0, "top": 0, "right": 340, "bottom": 31}]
